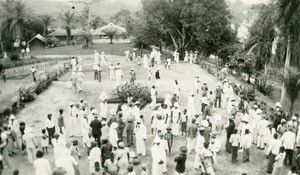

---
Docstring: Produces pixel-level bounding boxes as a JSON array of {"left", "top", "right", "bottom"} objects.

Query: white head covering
[
  {"left": 201, "top": 120, "right": 209, "bottom": 127},
  {"left": 110, "top": 109, "right": 115, "bottom": 115},
  {"left": 9, "top": 114, "right": 16, "bottom": 120},
  {"left": 154, "top": 136, "right": 161, "bottom": 143},
  {"left": 214, "top": 114, "right": 222, "bottom": 121},
  {"left": 174, "top": 102, "right": 180, "bottom": 107},
  {"left": 165, "top": 94, "right": 171, "bottom": 100},
  {"left": 99, "top": 91, "right": 108, "bottom": 101},
  {"left": 275, "top": 102, "right": 282, "bottom": 108},
  {"left": 111, "top": 122, "right": 118, "bottom": 129}
]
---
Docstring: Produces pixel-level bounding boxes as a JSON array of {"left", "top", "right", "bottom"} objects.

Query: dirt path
[{"left": 2, "top": 55, "right": 289, "bottom": 175}]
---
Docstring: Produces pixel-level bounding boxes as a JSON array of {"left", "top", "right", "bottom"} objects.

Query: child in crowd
[
  {"left": 84, "top": 133, "right": 95, "bottom": 156},
  {"left": 181, "top": 109, "right": 188, "bottom": 136},
  {"left": 41, "top": 129, "right": 48, "bottom": 153},
  {"left": 91, "top": 161, "right": 102, "bottom": 175},
  {"left": 165, "top": 127, "right": 173, "bottom": 156}
]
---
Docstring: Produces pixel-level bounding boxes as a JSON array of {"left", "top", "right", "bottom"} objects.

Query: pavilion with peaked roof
[{"left": 92, "top": 23, "right": 129, "bottom": 43}]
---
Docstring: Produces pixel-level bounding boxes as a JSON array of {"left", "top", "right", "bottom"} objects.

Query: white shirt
[
  {"left": 33, "top": 158, "right": 52, "bottom": 175},
  {"left": 45, "top": 119, "right": 55, "bottom": 128},
  {"left": 268, "top": 139, "right": 282, "bottom": 155},
  {"left": 151, "top": 88, "right": 156, "bottom": 96},
  {"left": 88, "top": 147, "right": 101, "bottom": 163},
  {"left": 241, "top": 134, "right": 252, "bottom": 149},
  {"left": 281, "top": 131, "right": 296, "bottom": 150},
  {"left": 134, "top": 124, "right": 147, "bottom": 140}
]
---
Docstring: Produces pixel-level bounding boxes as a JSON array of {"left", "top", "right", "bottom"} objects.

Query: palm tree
[
  {"left": 59, "top": 10, "right": 76, "bottom": 44},
  {"left": 277, "top": 0, "right": 300, "bottom": 104},
  {"left": 283, "top": 69, "right": 300, "bottom": 115},
  {"left": 1, "top": 0, "right": 32, "bottom": 39},
  {"left": 39, "top": 14, "right": 54, "bottom": 36}
]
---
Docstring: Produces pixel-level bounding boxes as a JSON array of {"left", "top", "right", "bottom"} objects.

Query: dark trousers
[
  {"left": 284, "top": 149, "right": 294, "bottom": 165},
  {"left": 226, "top": 138, "right": 231, "bottom": 153},
  {"left": 201, "top": 103, "right": 207, "bottom": 113},
  {"left": 94, "top": 71, "right": 98, "bottom": 80},
  {"left": 215, "top": 97, "right": 221, "bottom": 108},
  {"left": 46, "top": 127, "right": 55, "bottom": 145},
  {"left": 2, "top": 74, "right": 6, "bottom": 83},
  {"left": 32, "top": 73, "right": 36, "bottom": 82},
  {"left": 127, "top": 130, "right": 134, "bottom": 146},
  {"left": 231, "top": 146, "right": 238, "bottom": 162},
  {"left": 267, "top": 152, "right": 276, "bottom": 173},
  {"left": 98, "top": 72, "right": 101, "bottom": 82},
  {"left": 92, "top": 133, "right": 101, "bottom": 146}
]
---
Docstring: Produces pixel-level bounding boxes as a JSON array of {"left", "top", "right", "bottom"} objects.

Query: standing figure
[
  {"left": 134, "top": 118, "right": 147, "bottom": 156},
  {"left": 45, "top": 114, "right": 55, "bottom": 146},
  {"left": 31, "top": 66, "right": 37, "bottom": 82},
  {"left": 281, "top": 127, "right": 296, "bottom": 166},
  {"left": 187, "top": 119, "right": 198, "bottom": 154},
  {"left": 156, "top": 51, "right": 162, "bottom": 64},
  {"left": 241, "top": 129, "right": 252, "bottom": 163},
  {"left": 99, "top": 91, "right": 108, "bottom": 119},
  {"left": 147, "top": 67, "right": 152, "bottom": 81},
  {"left": 77, "top": 56, "right": 83, "bottom": 71},
  {"left": 174, "top": 146, "right": 187, "bottom": 175},
  {"left": 115, "top": 62, "right": 123, "bottom": 86},
  {"left": 109, "top": 122, "right": 119, "bottom": 148},
  {"left": 125, "top": 50, "right": 130, "bottom": 61},
  {"left": 189, "top": 51, "right": 194, "bottom": 64},
  {"left": 165, "top": 127, "right": 173, "bottom": 155},
  {"left": 229, "top": 129, "right": 239, "bottom": 163},
  {"left": 143, "top": 54, "right": 149, "bottom": 69},
  {"left": 94, "top": 50, "right": 99, "bottom": 64},
  {"left": 71, "top": 57, "right": 77, "bottom": 71},
  {"left": 214, "top": 83, "right": 223, "bottom": 108},
  {"left": 184, "top": 51, "right": 189, "bottom": 64},
  {"left": 266, "top": 133, "right": 282, "bottom": 173},
  {"left": 171, "top": 102, "right": 181, "bottom": 136},
  {"left": 70, "top": 72, "right": 78, "bottom": 93},
  {"left": 150, "top": 86, "right": 157, "bottom": 108},
  {"left": 100, "top": 52, "right": 107, "bottom": 66},
  {"left": 272, "top": 146, "right": 286, "bottom": 175},
  {"left": 151, "top": 137, "right": 164, "bottom": 175},
  {"left": 23, "top": 127, "right": 38, "bottom": 164},
  {"left": 33, "top": 151, "right": 52, "bottom": 175},
  {"left": 88, "top": 141, "right": 101, "bottom": 173},
  {"left": 90, "top": 114, "right": 102, "bottom": 146},
  {"left": 173, "top": 50, "right": 179, "bottom": 63},
  {"left": 187, "top": 93, "right": 196, "bottom": 118},
  {"left": 155, "top": 69, "right": 161, "bottom": 87},
  {"left": 108, "top": 64, "right": 115, "bottom": 80},
  {"left": 130, "top": 68, "right": 136, "bottom": 84},
  {"left": 93, "top": 63, "right": 99, "bottom": 80},
  {"left": 76, "top": 70, "right": 85, "bottom": 93}
]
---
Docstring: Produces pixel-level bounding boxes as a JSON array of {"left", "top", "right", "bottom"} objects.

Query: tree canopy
[{"left": 131, "top": 0, "right": 237, "bottom": 59}]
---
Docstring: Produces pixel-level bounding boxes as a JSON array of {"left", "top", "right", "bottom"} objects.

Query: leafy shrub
[
  {"left": 239, "top": 85, "right": 256, "bottom": 101},
  {"left": 10, "top": 53, "right": 19, "bottom": 61},
  {"left": 19, "top": 87, "right": 35, "bottom": 102},
  {"left": 115, "top": 83, "right": 151, "bottom": 103},
  {"left": 283, "top": 71, "right": 300, "bottom": 112},
  {"left": 255, "top": 76, "right": 273, "bottom": 98}
]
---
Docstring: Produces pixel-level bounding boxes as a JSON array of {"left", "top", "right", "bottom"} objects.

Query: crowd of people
[{"left": 0, "top": 49, "right": 299, "bottom": 175}]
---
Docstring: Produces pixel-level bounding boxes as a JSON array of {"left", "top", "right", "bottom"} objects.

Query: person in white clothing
[
  {"left": 240, "top": 129, "right": 252, "bottom": 162},
  {"left": 173, "top": 50, "right": 179, "bottom": 63},
  {"left": 115, "top": 63, "right": 123, "bottom": 86},
  {"left": 158, "top": 133, "right": 168, "bottom": 173},
  {"left": 88, "top": 141, "right": 101, "bottom": 173},
  {"left": 94, "top": 50, "right": 99, "bottom": 64},
  {"left": 134, "top": 119, "right": 147, "bottom": 156},
  {"left": 184, "top": 51, "right": 189, "bottom": 64},
  {"left": 71, "top": 57, "right": 77, "bottom": 71},
  {"left": 194, "top": 127, "right": 205, "bottom": 171},
  {"left": 23, "top": 127, "right": 38, "bottom": 164},
  {"left": 108, "top": 64, "right": 115, "bottom": 80},
  {"left": 266, "top": 133, "right": 282, "bottom": 173},
  {"left": 171, "top": 102, "right": 181, "bottom": 136},
  {"left": 151, "top": 137, "right": 164, "bottom": 175},
  {"left": 100, "top": 51, "right": 107, "bottom": 66},
  {"left": 76, "top": 70, "right": 85, "bottom": 92},
  {"left": 99, "top": 91, "right": 109, "bottom": 119},
  {"left": 143, "top": 54, "right": 149, "bottom": 69},
  {"left": 281, "top": 127, "right": 296, "bottom": 165},
  {"left": 109, "top": 122, "right": 119, "bottom": 148},
  {"left": 150, "top": 86, "right": 157, "bottom": 108},
  {"left": 33, "top": 151, "right": 51, "bottom": 175},
  {"left": 257, "top": 114, "right": 269, "bottom": 149},
  {"left": 187, "top": 93, "right": 196, "bottom": 118},
  {"left": 55, "top": 149, "right": 78, "bottom": 175},
  {"left": 264, "top": 122, "right": 276, "bottom": 155}
]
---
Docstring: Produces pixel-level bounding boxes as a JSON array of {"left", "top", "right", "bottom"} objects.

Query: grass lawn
[
  {"left": 31, "top": 43, "right": 134, "bottom": 56},
  {"left": 2, "top": 54, "right": 291, "bottom": 175}
]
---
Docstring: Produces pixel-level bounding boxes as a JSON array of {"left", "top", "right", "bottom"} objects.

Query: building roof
[
  {"left": 92, "top": 23, "right": 126, "bottom": 36},
  {"left": 28, "top": 34, "right": 47, "bottom": 44},
  {"left": 47, "top": 29, "right": 84, "bottom": 37}
]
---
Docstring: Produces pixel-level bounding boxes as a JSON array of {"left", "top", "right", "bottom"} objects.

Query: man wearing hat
[
  {"left": 76, "top": 69, "right": 85, "bottom": 93},
  {"left": 214, "top": 83, "right": 224, "bottom": 108},
  {"left": 70, "top": 139, "right": 81, "bottom": 161},
  {"left": 277, "top": 118, "right": 287, "bottom": 138},
  {"left": 130, "top": 68, "right": 136, "bottom": 84},
  {"left": 58, "top": 109, "right": 65, "bottom": 135},
  {"left": 90, "top": 113, "right": 102, "bottom": 146},
  {"left": 172, "top": 102, "right": 181, "bottom": 136},
  {"left": 100, "top": 139, "right": 112, "bottom": 167},
  {"left": 132, "top": 101, "right": 141, "bottom": 121},
  {"left": 134, "top": 118, "right": 147, "bottom": 156},
  {"left": 151, "top": 137, "right": 164, "bottom": 175},
  {"left": 240, "top": 129, "right": 252, "bottom": 163},
  {"left": 8, "top": 114, "right": 20, "bottom": 149},
  {"left": 99, "top": 91, "right": 108, "bottom": 119},
  {"left": 174, "top": 146, "right": 187, "bottom": 175},
  {"left": 23, "top": 127, "right": 38, "bottom": 164},
  {"left": 257, "top": 113, "right": 269, "bottom": 149},
  {"left": 115, "top": 62, "right": 123, "bottom": 86},
  {"left": 249, "top": 105, "right": 259, "bottom": 144},
  {"left": 264, "top": 122, "right": 276, "bottom": 155},
  {"left": 281, "top": 127, "right": 296, "bottom": 166},
  {"left": 208, "top": 132, "right": 221, "bottom": 165},
  {"left": 101, "top": 120, "right": 110, "bottom": 140},
  {"left": 194, "top": 127, "right": 205, "bottom": 170},
  {"left": 274, "top": 102, "right": 284, "bottom": 130}
]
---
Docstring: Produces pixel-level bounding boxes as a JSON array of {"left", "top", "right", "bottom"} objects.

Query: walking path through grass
[{"left": 2, "top": 54, "right": 289, "bottom": 175}]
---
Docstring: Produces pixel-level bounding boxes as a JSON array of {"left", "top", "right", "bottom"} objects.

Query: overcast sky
[{"left": 229, "top": 0, "right": 270, "bottom": 4}]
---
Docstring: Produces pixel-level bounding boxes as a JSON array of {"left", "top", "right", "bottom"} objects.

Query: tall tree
[
  {"left": 110, "top": 9, "right": 133, "bottom": 35},
  {"left": 1, "top": 0, "right": 32, "bottom": 39},
  {"left": 277, "top": 0, "right": 300, "bottom": 105},
  {"left": 39, "top": 14, "right": 54, "bottom": 36},
  {"left": 59, "top": 10, "right": 76, "bottom": 44}
]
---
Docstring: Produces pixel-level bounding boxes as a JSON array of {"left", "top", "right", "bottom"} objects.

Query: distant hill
[{"left": 226, "top": 0, "right": 253, "bottom": 26}]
